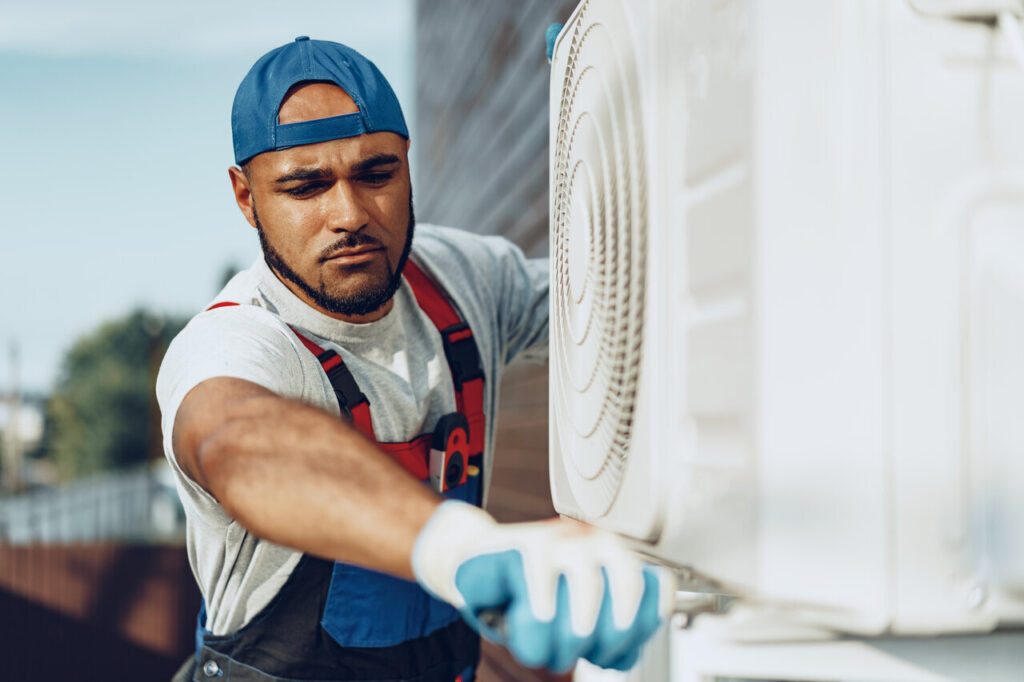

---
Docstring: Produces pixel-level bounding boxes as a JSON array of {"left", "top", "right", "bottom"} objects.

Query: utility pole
[{"left": 2, "top": 339, "right": 23, "bottom": 494}]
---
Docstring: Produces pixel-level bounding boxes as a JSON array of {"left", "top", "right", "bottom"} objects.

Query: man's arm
[
  {"left": 171, "top": 373, "right": 672, "bottom": 673},
  {"left": 173, "top": 375, "right": 441, "bottom": 580}
]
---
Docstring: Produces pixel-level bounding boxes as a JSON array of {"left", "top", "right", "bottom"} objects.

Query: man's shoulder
[
  {"left": 162, "top": 259, "right": 299, "bottom": 378},
  {"left": 156, "top": 284, "right": 310, "bottom": 420},
  {"left": 175, "top": 260, "right": 290, "bottom": 335},
  {"left": 411, "top": 224, "right": 525, "bottom": 283},
  {"left": 411, "top": 223, "right": 496, "bottom": 257},
  {"left": 204, "top": 260, "right": 269, "bottom": 310},
  {"left": 162, "top": 303, "right": 299, "bottom": 380}
]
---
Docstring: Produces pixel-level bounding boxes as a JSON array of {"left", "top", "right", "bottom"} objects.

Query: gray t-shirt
[{"left": 156, "top": 224, "right": 548, "bottom": 635}]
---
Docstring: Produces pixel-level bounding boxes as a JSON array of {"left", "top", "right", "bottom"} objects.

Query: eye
[
  {"left": 359, "top": 171, "right": 394, "bottom": 186},
  {"left": 285, "top": 182, "right": 329, "bottom": 197}
]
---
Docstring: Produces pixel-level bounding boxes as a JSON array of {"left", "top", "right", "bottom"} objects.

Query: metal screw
[{"left": 966, "top": 582, "right": 987, "bottom": 610}]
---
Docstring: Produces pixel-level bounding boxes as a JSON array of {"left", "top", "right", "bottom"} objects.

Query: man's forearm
[
  {"left": 182, "top": 379, "right": 442, "bottom": 580},
  {"left": 175, "top": 377, "right": 671, "bottom": 671}
]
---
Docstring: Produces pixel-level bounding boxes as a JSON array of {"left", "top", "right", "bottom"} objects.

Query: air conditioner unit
[{"left": 549, "top": 0, "right": 1024, "bottom": 636}]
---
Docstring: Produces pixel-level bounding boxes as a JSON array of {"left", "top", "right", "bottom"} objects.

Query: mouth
[{"left": 322, "top": 245, "right": 384, "bottom": 265}]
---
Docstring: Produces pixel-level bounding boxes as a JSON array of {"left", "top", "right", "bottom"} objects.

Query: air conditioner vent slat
[{"left": 551, "top": 0, "right": 647, "bottom": 516}]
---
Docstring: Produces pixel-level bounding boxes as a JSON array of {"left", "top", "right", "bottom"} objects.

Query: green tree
[{"left": 41, "top": 309, "right": 186, "bottom": 481}]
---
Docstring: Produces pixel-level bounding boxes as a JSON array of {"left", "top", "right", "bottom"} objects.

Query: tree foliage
[{"left": 41, "top": 309, "right": 187, "bottom": 481}]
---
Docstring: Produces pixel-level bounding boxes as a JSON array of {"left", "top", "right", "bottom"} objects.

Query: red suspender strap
[
  {"left": 401, "top": 260, "right": 461, "bottom": 328},
  {"left": 205, "top": 301, "right": 374, "bottom": 438},
  {"left": 203, "top": 265, "right": 487, "bottom": 460},
  {"left": 376, "top": 434, "right": 431, "bottom": 480},
  {"left": 402, "top": 260, "right": 486, "bottom": 455},
  {"left": 288, "top": 329, "right": 375, "bottom": 439}
]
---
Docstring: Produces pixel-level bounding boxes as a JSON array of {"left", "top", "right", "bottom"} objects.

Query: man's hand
[{"left": 413, "top": 501, "right": 674, "bottom": 672}]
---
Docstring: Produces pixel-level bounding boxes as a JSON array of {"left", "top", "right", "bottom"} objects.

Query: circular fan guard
[{"left": 551, "top": 0, "right": 647, "bottom": 518}]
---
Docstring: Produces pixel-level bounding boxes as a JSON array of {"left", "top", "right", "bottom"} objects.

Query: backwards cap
[{"left": 231, "top": 36, "right": 409, "bottom": 165}]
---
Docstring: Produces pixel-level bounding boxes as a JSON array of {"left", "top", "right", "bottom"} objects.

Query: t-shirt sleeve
[
  {"left": 488, "top": 238, "right": 549, "bottom": 365},
  {"left": 413, "top": 226, "right": 550, "bottom": 367},
  {"left": 155, "top": 305, "right": 307, "bottom": 488}
]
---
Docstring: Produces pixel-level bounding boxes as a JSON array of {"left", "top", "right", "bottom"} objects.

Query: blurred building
[
  {"left": 0, "top": 395, "right": 47, "bottom": 489},
  {"left": 416, "top": 0, "right": 576, "bottom": 258}
]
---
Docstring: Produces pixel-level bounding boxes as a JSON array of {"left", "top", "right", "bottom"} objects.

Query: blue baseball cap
[{"left": 231, "top": 36, "right": 409, "bottom": 165}]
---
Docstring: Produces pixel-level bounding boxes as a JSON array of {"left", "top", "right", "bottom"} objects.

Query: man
[{"left": 158, "top": 36, "right": 671, "bottom": 682}]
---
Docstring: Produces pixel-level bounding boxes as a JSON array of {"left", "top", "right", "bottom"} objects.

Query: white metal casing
[{"left": 549, "top": 0, "right": 1024, "bottom": 636}]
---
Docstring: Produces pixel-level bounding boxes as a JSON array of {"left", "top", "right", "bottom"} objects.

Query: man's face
[{"left": 229, "top": 83, "right": 413, "bottom": 322}]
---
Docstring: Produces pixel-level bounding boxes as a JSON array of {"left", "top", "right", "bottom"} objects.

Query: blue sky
[{"left": 0, "top": 0, "right": 414, "bottom": 392}]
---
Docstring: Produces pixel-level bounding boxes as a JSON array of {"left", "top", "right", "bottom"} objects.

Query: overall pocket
[
  {"left": 320, "top": 453, "right": 485, "bottom": 648},
  {"left": 321, "top": 563, "right": 461, "bottom": 648}
]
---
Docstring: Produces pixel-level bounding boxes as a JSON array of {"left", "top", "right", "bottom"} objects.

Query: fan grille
[{"left": 551, "top": 0, "right": 648, "bottom": 518}]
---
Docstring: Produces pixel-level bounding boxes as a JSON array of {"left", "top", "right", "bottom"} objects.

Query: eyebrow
[
  {"left": 351, "top": 153, "right": 401, "bottom": 174},
  {"left": 273, "top": 153, "right": 402, "bottom": 185},
  {"left": 274, "top": 167, "right": 332, "bottom": 184}
]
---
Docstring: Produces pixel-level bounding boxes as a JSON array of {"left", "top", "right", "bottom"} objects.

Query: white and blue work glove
[
  {"left": 545, "top": 23, "right": 563, "bottom": 62},
  {"left": 413, "top": 501, "right": 675, "bottom": 672}
]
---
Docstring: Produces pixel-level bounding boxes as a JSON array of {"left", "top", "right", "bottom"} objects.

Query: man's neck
[{"left": 268, "top": 265, "right": 395, "bottom": 325}]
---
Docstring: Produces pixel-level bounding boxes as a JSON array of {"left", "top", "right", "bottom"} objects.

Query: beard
[{"left": 255, "top": 196, "right": 415, "bottom": 317}]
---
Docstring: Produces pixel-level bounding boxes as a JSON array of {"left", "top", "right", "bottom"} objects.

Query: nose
[{"left": 325, "top": 180, "right": 370, "bottom": 233}]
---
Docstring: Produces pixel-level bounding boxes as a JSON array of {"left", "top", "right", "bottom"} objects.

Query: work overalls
[{"left": 193, "top": 260, "right": 486, "bottom": 682}]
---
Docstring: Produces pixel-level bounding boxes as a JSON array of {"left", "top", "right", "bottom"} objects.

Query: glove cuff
[{"left": 412, "top": 500, "right": 496, "bottom": 607}]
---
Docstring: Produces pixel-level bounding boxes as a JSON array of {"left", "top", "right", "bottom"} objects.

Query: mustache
[{"left": 318, "top": 232, "right": 384, "bottom": 262}]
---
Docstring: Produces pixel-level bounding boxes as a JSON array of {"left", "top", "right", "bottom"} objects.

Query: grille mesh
[{"left": 551, "top": 0, "right": 648, "bottom": 517}]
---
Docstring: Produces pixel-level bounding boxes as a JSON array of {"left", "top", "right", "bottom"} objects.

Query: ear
[{"left": 228, "top": 165, "right": 258, "bottom": 229}]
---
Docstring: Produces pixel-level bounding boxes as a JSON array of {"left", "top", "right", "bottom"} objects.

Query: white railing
[{"left": 0, "top": 462, "right": 185, "bottom": 544}]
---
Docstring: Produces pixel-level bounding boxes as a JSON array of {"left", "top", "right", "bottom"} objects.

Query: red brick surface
[{"left": 0, "top": 542, "right": 200, "bottom": 679}]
